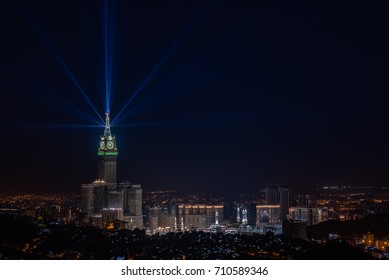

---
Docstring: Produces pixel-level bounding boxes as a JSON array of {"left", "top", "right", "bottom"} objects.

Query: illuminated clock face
[
  {"left": 107, "top": 141, "right": 114, "bottom": 149},
  {"left": 100, "top": 141, "right": 105, "bottom": 149}
]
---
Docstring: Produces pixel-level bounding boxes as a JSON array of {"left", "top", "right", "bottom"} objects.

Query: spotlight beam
[
  {"left": 15, "top": 81, "right": 100, "bottom": 126},
  {"left": 103, "top": 0, "right": 117, "bottom": 113},
  {"left": 104, "top": 0, "right": 110, "bottom": 112},
  {"left": 0, "top": 122, "right": 101, "bottom": 129},
  {"left": 28, "top": 123, "right": 102, "bottom": 129},
  {"left": 115, "top": 116, "right": 258, "bottom": 128},
  {"left": 112, "top": 3, "right": 209, "bottom": 124},
  {"left": 2, "top": 62, "right": 101, "bottom": 125},
  {"left": 112, "top": 64, "right": 213, "bottom": 125},
  {"left": 20, "top": 4, "right": 104, "bottom": 124}
]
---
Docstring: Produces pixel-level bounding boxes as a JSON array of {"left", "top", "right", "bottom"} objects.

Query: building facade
[
  {"left": 288, "top": 207, "right": 328, "bottom": 226},
  {"left": 178, "top": 204, "right": 224, "bottom": 230},
  {"left": 264, "top": 187, "right": 290, "bottom": 221},
  {"left": 81, "top": 180, "right": 108, "bottom": 217},
  {"left": 256, "top": 205, "right": 281, "bottom": 225},
  {"left": 278, "top": 188, "right": 290, "bottom": 222},
  {"left": 148, "top": 207, "right": 176, "bottom": 230}
]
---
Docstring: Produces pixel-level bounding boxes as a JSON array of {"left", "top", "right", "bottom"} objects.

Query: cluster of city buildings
[
  {"left": 80, "top": 113, "right": 330, "bottom": 236},
  {"left": 2, "top": 112, "right": 389, "bottom": 259},
  {"left": 347, "top": 232, "right": 389, "bottom": 259}
]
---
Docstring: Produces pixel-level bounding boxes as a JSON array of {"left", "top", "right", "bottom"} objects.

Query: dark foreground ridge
[
  {"left": 308, "top": 214, "right": 389, "bottom": 240},
  {"left": 0, "top": 214, "right": 377, "bottom": 260},
  {"left": 299, "top": 239, "right": 374, "bottom": 260}
]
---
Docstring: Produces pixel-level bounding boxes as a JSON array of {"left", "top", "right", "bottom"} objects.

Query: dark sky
[{"left": 0, "top": 0, "right": 389, "bottom": 195}]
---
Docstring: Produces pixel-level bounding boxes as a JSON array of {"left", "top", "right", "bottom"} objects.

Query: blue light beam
[
  {"left": 112, "top": 3, "right": 210, "bottom": 124},
  {"left": 0, "top": 122, "right": 102, "bottom": 129},
  {"left": 20, "top": 4, "right": 104, "bottom": 124},
  {"left": 114, "top": 116, "right": 259, "bottom": 128},
  {"left": 112, "top": 61, "right": 214, "bottom": 125},
  {"left": 1, "top": 62, "right": 101, "bottom": 125},
  {"left": 111, "top": 58, "right": 200, "bottom": 124},
  {"left": 28, "top": 123, "right": 102, "bottom": 129},
  {"left": 104, "top": 0, "right": 111, "bottom": 112}
]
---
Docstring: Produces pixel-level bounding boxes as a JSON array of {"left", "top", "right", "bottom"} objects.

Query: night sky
[{"left": 1, "top": 0, "right": 389, "bottom": 196}]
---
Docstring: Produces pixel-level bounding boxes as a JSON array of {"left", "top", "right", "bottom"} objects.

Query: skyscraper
[
  {"left": 81, "top": 111, "right": 143, "bottom": 229},
  {"left": 117, "top": 182, "right": 144, "bottom": 229},
  {"left": 81, "top": 180, "right": 108, "bottom": 217},
  {"left": 265, "top": 187, "right": 278, "bottom": 205},
  {"left": 120, "top": 183, "right": 142, "bottom": 216},
  {"left": 288, "top": 207, "right": 328, "bottom": 226},
  {"left": 264, "top": 187, "right": 290, "bottom": 221},
  {"left": 278, "top": 188, "right": 290, "bottom": 222}
]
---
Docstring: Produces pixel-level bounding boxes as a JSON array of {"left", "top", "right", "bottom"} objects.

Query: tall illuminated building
[
  {"left": 98, "top": 112, "right": 118, "bottom": 185},
  {"left": 82, "top": 111, "right": 143, "bottom": 229}
]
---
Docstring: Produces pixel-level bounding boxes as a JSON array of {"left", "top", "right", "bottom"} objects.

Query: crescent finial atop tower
[{"left": 104, "top": 110, "right": 111, "bottom": 137}]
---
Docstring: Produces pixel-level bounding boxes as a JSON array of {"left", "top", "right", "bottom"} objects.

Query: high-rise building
[
  {"left": 264, "top": 187, "right": 290, "bottom": 221},
  {"left": 147, "top": 207, "right": 175, "bottom": 230},
  {"left": 297, "top": 194, "right": 314, "bottom": 207},
  {"left": 81, "top": 111, "right": 143, "bottom": 229},
  {"left": 148, "top": 207, "right": 160, "bottom": 230},
  {"left": 119, "top": 183, "right": 142, "bottom": 216},
  {"left": 278, "top": 188, "right": 290, "bottom": 222},
  {"left": 81, "top": 180, "right": 108, "bottom": 217},
  {"left": 118, "top": 182, "right": 144, "bottom": 229},
  {"left": 265, "top": 187, "right": 278, "bottom": 205},
  {"left": 288, "top": 207, "right": 328, "bottom": 226},
  {"left": 108, "top": 190, "right": 124, "bottom": 209}
]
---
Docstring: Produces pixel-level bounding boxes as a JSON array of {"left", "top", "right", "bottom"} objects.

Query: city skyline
[{"left": 1, "top": 0, "right": 389, "bottom": 196}]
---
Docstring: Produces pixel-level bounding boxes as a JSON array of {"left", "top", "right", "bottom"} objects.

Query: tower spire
[
  {"left": 98, "top": 110, "right": 117, "bottom": 184},
  {"left": 104, "top": 111, "right": 111, "bottom": 137}
]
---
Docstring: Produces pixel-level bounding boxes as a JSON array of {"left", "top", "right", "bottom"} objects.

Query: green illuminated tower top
[{"left": 98, "top": 111, "right": 118, "bottom": 184}]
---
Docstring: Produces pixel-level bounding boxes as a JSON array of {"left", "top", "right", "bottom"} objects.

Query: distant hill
[
  {"left": 0, "top": 214, "right": 38, "bottom": 247},
  {"left": 299, "top": 239, "right": 375, "bottom": 260},
  {"left": 308, "top": 214, "right": 389, "bottom": 240}
]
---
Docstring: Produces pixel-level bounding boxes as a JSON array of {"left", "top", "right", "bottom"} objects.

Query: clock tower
[{"left": 98, "top": 111, "right": 118, "bottom": 184}]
